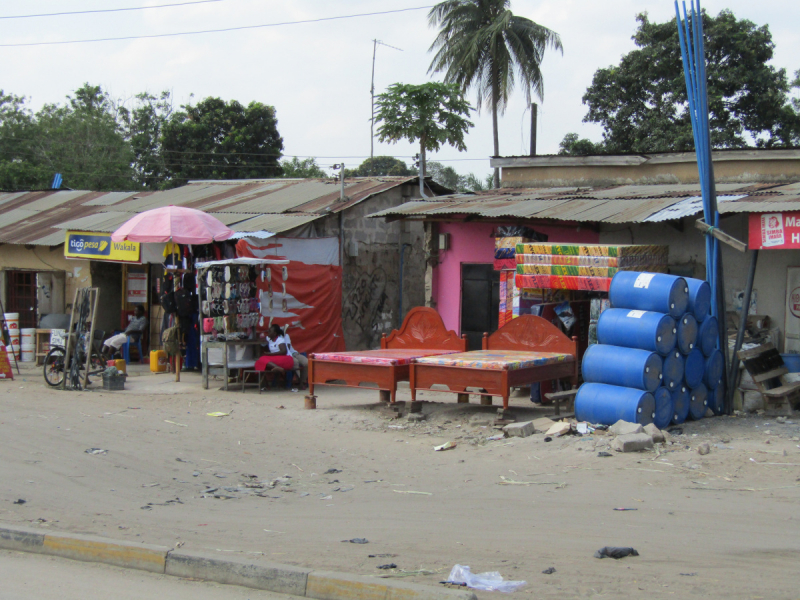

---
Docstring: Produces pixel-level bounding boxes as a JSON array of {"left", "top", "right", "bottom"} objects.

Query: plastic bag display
[{"left": 446, "top": 564, "right": 526, "bottom": 593}]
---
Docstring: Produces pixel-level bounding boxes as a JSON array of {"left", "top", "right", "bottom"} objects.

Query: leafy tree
[
  {"left": 345, "top": 156, "right": 410, "bottom": 177},
  {"left": 375, "top": 82, "right": 473, "bottom": 176},
  {"left": 462, "top": 172, "right": 494, "bottom": 192},
  {"left": 32, "top": 84, "right": 134, "bottom": 191},
  {"left": 118, "top": 91, "right": 173, "bottom": 189},
  {"left": 581, "top": 10, "right": 800, "bottom": 153},
  {"left": 426, "top": 161, "right": 461, "bottom": 190},
  {"left": 161, "top": 97, "right": 283, "bottom": 187},
  {"left": 428, "top": 0, "right": 562, "bottom": 187},
  {"left": 281, "top": 157, "right": 327, "bottom": 178},
  {"left": 558, "top": 133, "right": 602, "bottom": 156},
  {"left": 0, "top": 91, "right": 49, "bottom": 190}
]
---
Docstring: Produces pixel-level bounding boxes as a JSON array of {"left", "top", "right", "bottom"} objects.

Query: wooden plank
[
  {"left": 738, "top": 342, "right": 775, "bottom": 360},
  {"left": 695, "top": 219, "right": 747, "bottom": 252},
  {"left": 754, "top": 367, "right": 789, "bottom": 383},
  {"left": 544, "top": 390, "right": 578, "bottom": 401},
  {"left": 762, "top": 382, "right": 800, "bottom": 397}
]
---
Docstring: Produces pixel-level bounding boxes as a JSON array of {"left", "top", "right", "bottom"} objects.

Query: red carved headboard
[
  {"left": 483, "top": 315, "right": 577, "bottom": 356},
  {"left": 382, "top": 307, "right": 467, "bottom": 351}
]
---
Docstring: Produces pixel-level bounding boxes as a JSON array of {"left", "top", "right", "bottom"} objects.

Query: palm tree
[{"left": 428, "top": 0, "right": 562, "bottom": 187}]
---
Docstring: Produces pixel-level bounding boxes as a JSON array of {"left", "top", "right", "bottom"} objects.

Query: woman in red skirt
[{"left": 255, "top": 325, "right": 295, "bottom": 382}]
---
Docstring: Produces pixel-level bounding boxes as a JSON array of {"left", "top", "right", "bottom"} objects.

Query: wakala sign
[
  {"left": 64, "top": 231, "right": 141, "bottom": 263},
  {"left": 749, "top": 212, "right": 800, "bottom": 250}
]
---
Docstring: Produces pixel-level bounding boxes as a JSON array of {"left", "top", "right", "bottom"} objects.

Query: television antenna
[{"left": 370, "top": 39, "right": 403, "bottom": 159}]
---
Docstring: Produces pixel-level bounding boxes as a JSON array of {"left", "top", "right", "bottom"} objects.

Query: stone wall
[{"left": 314, "top": 183, "right": 426, "bottom": 350}]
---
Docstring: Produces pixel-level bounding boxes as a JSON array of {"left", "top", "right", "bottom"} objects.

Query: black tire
[{"left": 43, "top": 347, "right": 66, "bottom": 387}]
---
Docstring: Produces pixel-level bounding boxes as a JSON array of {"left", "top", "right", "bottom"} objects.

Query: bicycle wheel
[{"left": 43, "top": 347, "right": 66, "bottom": 387}]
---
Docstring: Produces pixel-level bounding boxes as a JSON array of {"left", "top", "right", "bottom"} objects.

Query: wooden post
[
  {"left": 61, "top": 288, "right": 79, "bottom": 391},
  {"left": 82, "top": 289, "right": 99, "bottom": 390}
]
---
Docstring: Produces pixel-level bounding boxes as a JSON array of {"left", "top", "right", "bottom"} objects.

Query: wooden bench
[{"left": 738, "top": 343, "right": 800, "bottom": 416}]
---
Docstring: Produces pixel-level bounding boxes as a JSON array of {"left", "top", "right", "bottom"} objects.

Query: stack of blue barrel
[{"left": 576, "top": 272, "right": 724, "bottom": 427}]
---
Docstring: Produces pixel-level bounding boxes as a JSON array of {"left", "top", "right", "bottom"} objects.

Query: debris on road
[
  {"left": 392, "top": 490, "right": 432, "bottom": 495},
  {"left": 377, "top": 563, "right": 397, "bottom": 569},
  {"left": 594, "top": 547, "right": 639, "bottom": 559},
  {"left": 342, "top": 538, "right": 369, "bottom": 544},
  {"left": 206, "top": 412, "right": 230, "bottom": 417},
  {"left": 612, "top": 433, "right": 654, "bottom": 453},
  {"left": 613, "top": 508, "right": 638, "bottom": 511},
  {"left": 503, "top": 421, "right": 534, "bottom": 437},
  {"left": 447, "top": 564, "right": 526, "bottom": 593},
  {"left": 434, "top": 441, "right": 457, "bottom": 451},
  {"left": 324, "top": 468, "right": 342, "bottom": 474},
  {"left": 545, "top": 422, "right": 571, "bottom": 437},
  {"left": 542, "top": 567, "right": 556, "bottom": 575},
  {"left": 12, "top": 499, "right": 26, "bottom": 505},
  {"left": 698, "top": 442, "right": 711, "bottom": 455},
  {"left": 84, "top": 448, "right": 107, "bottom": 455}
]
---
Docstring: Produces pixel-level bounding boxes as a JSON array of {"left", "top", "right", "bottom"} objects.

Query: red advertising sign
[
  {"left": 749, "top": 212, "right": 800, "bottom": 250},
  {"left": 0, "top": 345, "right": 14, "bottom": 380}
]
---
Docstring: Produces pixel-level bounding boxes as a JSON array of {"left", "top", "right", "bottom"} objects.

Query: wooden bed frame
[
  {"left": 409, "top": 315, "right": 578, "bottom": 410},
  {"left": 308, "top": 307, "right": 467, "bottom": 403}
]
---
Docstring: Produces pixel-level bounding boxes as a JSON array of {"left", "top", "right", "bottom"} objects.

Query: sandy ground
[{"left": 1, "top": 364, "right": 799, "bottom": 599}]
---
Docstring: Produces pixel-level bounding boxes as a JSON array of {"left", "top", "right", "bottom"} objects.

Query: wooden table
[
  {"left": 35, "top": 329, "right": 52, "bottom": 365},
  {"left": 202, "top": 339, "right": 262, "bottom": 391}
]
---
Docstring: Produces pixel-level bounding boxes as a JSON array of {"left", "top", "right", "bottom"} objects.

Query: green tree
[
  {"left": 462, "top": 172, "right": 494, "bottom": 192},
  {"left": 375, "top": 82, "right": 473, "bottom": 176},
  {"left": 161, "top": 97, "right": 283, "bottom": 187},
  {"left": 0, "top": 91, "right": 49, "bottom": 190},
  {"left": 582, "top": 11, "right": 800, "bottom": 153},
  {"left": 428, "top": 0, "right": 562, "bottom": 187},
  {"left": 426, "top": 161, "right": 461, "bottom": 190},
  {"left": 345, "top": 156, "right": 410, "bottom": 177},
  {"left": 281, "top": 157, "right": 327, "bottom": 178},
  {"left": 558, "top": 133, "right": 602, "bottom": 156},
  {"left": 118, "top": 91, "right": 173, "bottom": 189},
  {"left": 33, "top": 84, "right": 134, "bottom": 190}
]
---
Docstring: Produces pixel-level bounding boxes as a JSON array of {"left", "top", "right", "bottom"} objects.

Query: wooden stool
[
  {"left": 241, "top": 369, "right": 263, "bottom": 394},
  {"left": 738, "top": 343, "right": 800, "bottom": 415},
  {"left": 545, "top": 388, "right": 578, "bottom": 417}
]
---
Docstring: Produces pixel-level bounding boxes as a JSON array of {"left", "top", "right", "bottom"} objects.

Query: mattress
[
  {"left": 415, "top": 350, "right": 573, "bottom": 371},
  {"left": 313, "top": 349, "right": 460, "bottom": 367}
]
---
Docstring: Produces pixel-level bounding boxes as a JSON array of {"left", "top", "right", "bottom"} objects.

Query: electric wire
[
  {"left": 0, "top": 0, "right": 222, "bottom": 20},
  {"left": 0, "top": 6, "right": 434, "bottom": 47}
]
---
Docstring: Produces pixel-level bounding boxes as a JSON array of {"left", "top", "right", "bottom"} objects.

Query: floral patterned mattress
[
  {"left": 313, "top": 349, "right": 460, "bottom": 367},
  {"left": 414, "top": 350, "right": 574, "bottom": 371}
]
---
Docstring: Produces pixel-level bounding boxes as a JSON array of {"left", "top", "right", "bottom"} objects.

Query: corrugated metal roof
[
  {"left": 368, "top": 182, "right": 800, "bottom": 224},
  {"left": 227, "top": 213, "right": 321, "bottom": 233},
  {"left": 0, "top": 176, "right": 428, "bottom": 246}
]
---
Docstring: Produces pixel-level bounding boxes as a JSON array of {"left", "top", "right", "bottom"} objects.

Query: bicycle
[{"left": 43, "top": 330, "right": 106, "bottom": 389}]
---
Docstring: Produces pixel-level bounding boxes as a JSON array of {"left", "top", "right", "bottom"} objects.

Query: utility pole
[
  {"left": 530, "top": 103, "right": 538, "bottom": 157},
  {"left": 370, "top": 39, "right": 402, "bottom": 160}
]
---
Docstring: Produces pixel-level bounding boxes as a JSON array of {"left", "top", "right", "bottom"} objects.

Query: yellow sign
[{"left": 64, "top": 231, "right": 141, "bottom": 263}]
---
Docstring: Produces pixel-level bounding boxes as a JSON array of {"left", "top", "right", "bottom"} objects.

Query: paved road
[{"left": 0, "top": 550, "right": 300, "bottom": 600}]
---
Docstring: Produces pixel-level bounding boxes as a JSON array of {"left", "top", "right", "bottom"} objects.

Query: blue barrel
[
  {"left": 685, "top": 278, "right": 711, "bottom": 321},
  {"left": 704, "top": 350, "right": 724, "bottom": 389},
  {"left": 689, "top": 383, "right": 708, "bottom": 420},
  {"left": 684, "top": 348, "right": 705, "bottom": 388},
  {"left": 597, "top": 309, "right": 677, "bottom": 356},
  {"left": 653, "top": 387, "right": 674, "bottom": 429},
  {"left": 781, "top": 354, "right": 800, "bottom": 373},
  {"left": 609, "top": 272, "right": 689, "bottom": 318},
  {"left": 663, "top": 350, "right": 685, "bottom": 391},
  {"left": 575, "top": 383, "right": 655, "bottom": 426},
  {"left": 671, "top": 385, "right": 690, "bottom": 425},
  {"left": 698, "top": 316, "right": 718, "bottom": 356},
  {"left": 582, "top": 345, "right": 663, "bottom": 392},
  {"left": 677, "top": 313, "right": 698, "bottom": 354},
  {"left": 707, "top": 385, "right": 725, "bottom": 416}
]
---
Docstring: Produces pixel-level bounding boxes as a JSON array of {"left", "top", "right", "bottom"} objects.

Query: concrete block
[
  {"left": 503, "top": 421, "right": 534, "bottom": 438},
  {"left": 42, "top": 532, "right": 169, "bottom": 573},
  {"left": 469, "top": 414, "right": 492, "bottom": 426},
  {"left": 166, "top": 550, "right": 309, "bottom": 596},
  {"left": 307, "top": 570, "right": 388, "bottom": 600},
  {"left": 0, "top": 524, "right": 45, "bottom": 552},
  {"left": 643, "top": 423, "right": 665, "bottom": 444},
  {"left": 612, "top": 433, "right": 654, "bottom": 453},
  {"left": 609, "top": 420, "right": 644, "bottom": 436},
  {"left": 386, "top": 579, "right": 478, "bottom": 600},
  {"left": 532, "top": 417, "right": 556, "bottom": 433}
]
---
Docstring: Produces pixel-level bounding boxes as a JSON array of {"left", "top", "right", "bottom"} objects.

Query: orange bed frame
[
  {"left": 308, "top": 307, "right": 467, "bottom": 403},
  {"left": 409, "top": 315, "right": 578, "bottom": 410}
]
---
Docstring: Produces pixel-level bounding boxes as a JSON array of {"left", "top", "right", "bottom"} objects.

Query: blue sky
[{"left": 2, "top": 0, "right": 799, "bottom": 178}]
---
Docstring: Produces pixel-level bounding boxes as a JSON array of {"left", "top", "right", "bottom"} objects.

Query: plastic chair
[{"left": 122, "top": 335, "right": 143, "bottom": 364}]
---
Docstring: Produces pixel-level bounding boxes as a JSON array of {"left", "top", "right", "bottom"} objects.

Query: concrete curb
[{"left": 0, "top": 524, "right": 476, "bottom": 600}]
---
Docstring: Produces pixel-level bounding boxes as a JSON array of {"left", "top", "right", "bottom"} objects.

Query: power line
[
  {"left": 0, "top": 0, "right": 223, "bottom": 20},
  {"left": 0, "top": 5, "right": 433, "bottom": 48}
]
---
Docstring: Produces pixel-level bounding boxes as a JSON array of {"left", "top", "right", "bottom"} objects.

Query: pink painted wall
[{"left": 432, "top": 222, "right": 600, "bottom": 334}]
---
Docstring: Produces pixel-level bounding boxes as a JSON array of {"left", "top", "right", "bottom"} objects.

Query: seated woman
[{"left": 255, "top": 324, "right": 295, "bottom": 387}]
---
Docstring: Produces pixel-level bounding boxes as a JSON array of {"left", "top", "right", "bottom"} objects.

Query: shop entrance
[
  {"left": 5, "top": 270, "right": 38, "bottom": 328},
  {"left": 460, "top": 263, "right": 499, "bottom": 351}
]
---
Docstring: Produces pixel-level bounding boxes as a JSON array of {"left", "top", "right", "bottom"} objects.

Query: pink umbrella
[{"left": 111, "top": 205, "right": 234, "bottom": 244}]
